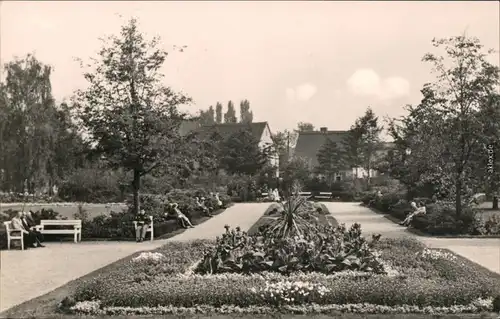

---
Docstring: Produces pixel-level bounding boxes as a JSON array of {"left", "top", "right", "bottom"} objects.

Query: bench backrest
[
  {"left": 40, "top": 219, "right": 81, "bottom": 226},
  {"left": 3, "top": 221, "right": 12, "bottom": 231},
  {"left": 319, "top": 192, "right": 332, "bottom": 195}
]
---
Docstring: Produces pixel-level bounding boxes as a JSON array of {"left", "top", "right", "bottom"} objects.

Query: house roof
[
  {"left": 293, "top": 130, "right": 349, "bottom": 168},
  {"left": 195, "top": 122, "right": 269, "bottom": 141}
]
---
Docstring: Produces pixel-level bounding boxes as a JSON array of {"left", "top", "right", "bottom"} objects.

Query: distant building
[{"left": 294, "top": 127, "right": 393, "bottom": 181}]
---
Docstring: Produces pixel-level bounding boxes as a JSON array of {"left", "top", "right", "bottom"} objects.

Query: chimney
[{"left": 320, "top": 127, "right": 327, "bottom": 133}]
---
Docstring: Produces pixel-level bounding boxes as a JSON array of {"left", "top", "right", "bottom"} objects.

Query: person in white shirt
[{"left": 400, "top": 201, "right": 426, "bottom": 226}]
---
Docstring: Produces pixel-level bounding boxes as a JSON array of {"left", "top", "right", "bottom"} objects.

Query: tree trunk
[
  {"left": 493, "top": 196, "right": 499, "bottom": 210},
  {"left": 132, "top": 169, "right": 141, "bottom": 215},
  {"left": 455, "top": 179, "right": 462, "bottom": 217}
]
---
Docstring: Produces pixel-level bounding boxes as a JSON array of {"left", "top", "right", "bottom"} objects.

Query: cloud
[
  {"left": 347, "top": 69, "right": 410, "bottom": 100},
  {"left": 285, "top": 82, "right": 318, "bottom": 102}
]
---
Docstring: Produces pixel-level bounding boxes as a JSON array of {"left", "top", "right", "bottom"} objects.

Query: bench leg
[
  {"left": 20, "top": 238, "right": 24, "bottom": 251},
  {"left": 74, "top": 232, "right": 78, "bottom": 243},
  {"left": 7, "top": 238, "right": 10, "bottom": 250}
]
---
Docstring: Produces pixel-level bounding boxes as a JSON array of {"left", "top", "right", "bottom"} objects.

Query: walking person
[{"left": 134, "top": 209, "right": 150, "bottom": 242}]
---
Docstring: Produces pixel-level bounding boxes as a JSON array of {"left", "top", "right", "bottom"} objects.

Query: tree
[
  {"left": 315, "top": 139, "right": 346, "bottom": 186},
  {"left": 355, "top": 107, "right": 383, "bottom": 187},
  {"left": 224, "top": 100, "right": 237, "bottom": 123},
  {"left": 0, "top": 54, "right": 72, "bottom": 193},
  {"left": 74, "top": 18, "right": 191, "bottom": 214},
  {"left": 273, "top": 129, "right": 298, "bottom": 168},
  {"left": 239, "top": 99, "right": 253, "bottom": 123},
  {"left": 215, "top": 102, "right": 223, "bottom": 124},
  {"left": 220, "top": 128, "right": 266, "bottom": 175},
  {"left": 281, "top": 157, "right": 311, "bottom": 192},
  {"left": 418, "top": 35, "right": 500, "bottom": 215},
  {"left": 199, "top": 105, "right": 215, "bottom": 125},
  {"left": 341, "top": 124, "right": 364, "bottom": 179},
  {"left": 297, "top": 122, "right": 314, "bottom": 132}
]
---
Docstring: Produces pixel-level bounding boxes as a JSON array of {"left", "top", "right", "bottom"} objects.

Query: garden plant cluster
[
  {"left": 64, "top": 194, "right": 500, "bottom": 316},
  {"left": 362, "top": 189, "right": 500, "bottom": 236}
]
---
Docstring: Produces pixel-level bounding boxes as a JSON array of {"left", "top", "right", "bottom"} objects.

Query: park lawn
[{"left": 2, "top": 203, "right": 500, "bottom": 318}]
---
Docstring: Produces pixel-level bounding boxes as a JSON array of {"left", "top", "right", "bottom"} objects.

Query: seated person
[
  {"left": 195, "top": 197, "right": 212, "bottom": 217},
  {"left": 400, "top": 201, "right": 426, "bottom": 227},
  {"left": 134, "top": 209, "right": 151, "bottom": 242},
  {"left": 168, "top": 203, "right": 194, "bottom": 228},
  {"left": 214, "top": 192, "right": 224, "bottom": 208},
  {"left": 203, "top": 196, "right": 215, "bottom": 212},
  {"left": 10, "top": 211, "right": 39, "bottom": 248},
  {"left": 22, "top": 211, "right": 44, "bottom": 247}
]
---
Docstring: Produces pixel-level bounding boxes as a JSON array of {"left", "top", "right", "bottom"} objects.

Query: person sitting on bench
[
  {"left": 10, "top": 211, "right": 39, "bottom": 248},
  {"left": 134, "top": 209, "right": 150, "bottom": 242},
  {"left": 195, "top": 197, "right": 212, "bottom": 217},
  {"left": 169, "top": 203, "right": 194, "bottom": 228},
  {"left": 214, "top": 192, "right": 224, "bottom": 208},
  {"left": 400, "top": 201, "right": 426, "bottom": 227},
  {"left": 22, "top": 211, "right": 44, "bottom": 247}
]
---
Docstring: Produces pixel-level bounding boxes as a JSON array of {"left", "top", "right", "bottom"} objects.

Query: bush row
[
  {"left": 0, "top": 189, "right": 232, "bottom": 248},
  {"left": 362, "top": 192, "right": 500, "bottom": 236},
  {"left": 72, "top": 237, "right": 500, "bottom": 310}
]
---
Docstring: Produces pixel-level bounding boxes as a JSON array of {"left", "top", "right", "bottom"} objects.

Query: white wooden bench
[
  {"left": 261, "top": 192, "right": 269, "bottom": 197},
  {"left": 316, "top": 192, "right": 333, "bottom": 200},
  {"left": 3, "top": 221, "right": 25, "bottom": 250},
  {"left": 299, "top": 192, "right": 312, "bottom": 197},
  {"left": 36, "top": 219, "right": 82, "bottom": 243},
  {"left": 133, "top": 216, "right": 154, "bottom": 242}
]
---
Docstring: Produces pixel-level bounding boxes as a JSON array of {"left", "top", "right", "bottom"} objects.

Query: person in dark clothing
[
  {"left": 22, "top": 211, "right": 44, "bottom": 247},
  {"left": 134, "top": 209, "right": 150, "bottom": 242},
  {"left": 10, "top": 211, "right": 38, "bottom": 248}
]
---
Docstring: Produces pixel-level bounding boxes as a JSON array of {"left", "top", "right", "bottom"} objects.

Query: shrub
[{"left": 58, "top": 168, "right": 123, "bottom": 203}]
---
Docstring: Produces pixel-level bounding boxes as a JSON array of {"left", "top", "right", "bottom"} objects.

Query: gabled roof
[
  {"left": 195, "top": 122, "right": 269, "bottom": 141},
  {"left": 294, "top": 130, "right": 349, "bottom": 168}
]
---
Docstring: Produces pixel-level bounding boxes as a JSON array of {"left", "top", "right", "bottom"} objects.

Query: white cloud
[
  {"left": 285, "top": 82, "right": 318, "bottom": 102},
  {"left": 347, "top": 69, "right": 410, "bottom": 100}
]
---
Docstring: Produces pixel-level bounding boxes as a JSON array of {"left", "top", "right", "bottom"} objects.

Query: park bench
[
  {"left": 35, "top": 219, "right": 82, "bottom": 243},
  {"left": 3, "top": 221, "right": 25, "bottom": 250},
  {"left": 299, "top": 191, "right": 313, "bottom": 199},
  {"left": 316, "top": 192, "right": 333, "bottom": 200},
  {"left": 133, "top": 216, "right": 154, "bottom": 242},
  {"left": 261, "top": 192, "right": 269, "bottom": 197}
]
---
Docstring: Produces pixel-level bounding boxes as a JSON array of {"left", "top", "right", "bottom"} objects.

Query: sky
[{"left": 1, "top": 1, "right": 499, "bottom": 135}]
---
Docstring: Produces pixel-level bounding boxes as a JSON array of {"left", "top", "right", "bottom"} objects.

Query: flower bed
[{"left": 67, "top": 237, "right": 500, "bottom": 315}]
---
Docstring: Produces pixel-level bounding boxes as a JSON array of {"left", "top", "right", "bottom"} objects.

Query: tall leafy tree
[
  {"left": 199, "top": 105, "right": 215, "bottom": 125},
  {"left": 239, "top": 99, "right": 253, "bottom": 123},
  {"left": 418, "top": 35, "right": 499, "bottom": 215},
  {"left": 297, "top": 122, "right": 314, "bottom": 132},
  {"left": 74, "top": 18, "right": 191, "bottom": 214},
  {"left": 273, "top": 129, "right": 298, "bottom": 168},
  {"left": 224, "top": 100, "right": 237, "bottom": 123},
  {"left": 220, "top": 128, "right": 266, "bottom": 175},
  {"left": 315, "top": 139, "right": 346, "bottom": 186},
  {"left": 356, "top": 107, "right": 383, "bottom": 186},
  {"left": 215, "top": 102, "right": 223, "bottom": 124},
  {"left": 0, "top": 54, "right": 63, "bottom": 192}
]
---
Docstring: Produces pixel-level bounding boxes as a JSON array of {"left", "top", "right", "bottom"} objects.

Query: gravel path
[
  {"left": 323, "top": 202, "right": 500, "bottom": 275},
  {"left": 0, "top": 203, "right": 270, "bottom": 312}
]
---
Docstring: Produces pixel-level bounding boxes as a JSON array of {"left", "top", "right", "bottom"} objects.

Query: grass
[{"left": 2, "top": 203, "right": 500, "bottom": 318}]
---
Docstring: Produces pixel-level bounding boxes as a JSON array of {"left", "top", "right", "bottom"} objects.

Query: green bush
[{"left": 59, "top": 168, "right": 123, "bottom": 203}]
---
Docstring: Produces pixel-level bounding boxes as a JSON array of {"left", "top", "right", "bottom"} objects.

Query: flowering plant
[
  {"left": 250, "top": 280, "right": 329, "bottom": 305},
  {"left": 132, "top": 252, "right": 165, "bottom": 263},
  {"left": 417, "top": 248, "right": 457, "bottom": 261}
]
